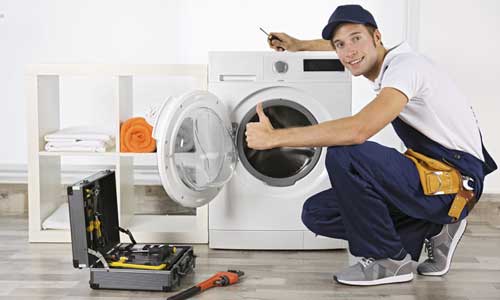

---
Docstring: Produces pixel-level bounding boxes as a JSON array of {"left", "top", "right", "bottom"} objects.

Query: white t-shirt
[{"left": 372, "top": 42, "right": 484, "bottom": 161}]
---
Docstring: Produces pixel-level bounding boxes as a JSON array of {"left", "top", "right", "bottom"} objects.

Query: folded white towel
[
  {"left": 42, "top": 203, "right": 70, "bottom": 230},
  {"left": 45, "top": 144, "right": 107, "bottom": 152},
  {"left": 46, "top": 140, "right": 112, "bottom": 148},
  {"left": 45, "top": 126, "right": 113, "bottom": 142}
]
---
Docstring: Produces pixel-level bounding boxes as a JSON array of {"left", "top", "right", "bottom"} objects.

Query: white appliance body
[{"left": 207, "top": 51, "right": 352, "bottom": 249}]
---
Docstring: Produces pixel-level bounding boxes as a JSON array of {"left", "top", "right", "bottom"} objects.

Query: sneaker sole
[
  {"left": 418, "top": 219, "right": 467, "bottom": 276},
  {"left": 334, "top": 273, "right": 414, "bottom": 286}
]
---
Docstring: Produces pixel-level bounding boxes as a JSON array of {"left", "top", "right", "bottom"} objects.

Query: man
[{"left": 245, "top": 4, "right": 497, "bottom": 286}]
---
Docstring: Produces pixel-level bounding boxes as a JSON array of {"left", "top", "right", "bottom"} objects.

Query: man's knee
[
  {"left": 326, "top": 146, "right": 347, "bottom": 171},
  {"left": 301, "top": 195, "right": 328, "bottom": 236},
  {"left": 326, "top": 143, "right": 363, "bottom": 171},
  {"left": 302, "top": 195, "right": 346, "bottom": 239},
  {"left": 301, "top": 197, "right": 316, "bottom": 231}
]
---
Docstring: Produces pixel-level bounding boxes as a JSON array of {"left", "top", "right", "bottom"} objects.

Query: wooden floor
[{"left": 0, "top": 199, "right": 499, "bottom": 300}]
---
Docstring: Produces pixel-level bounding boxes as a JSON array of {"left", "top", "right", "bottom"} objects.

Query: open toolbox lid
[{"left": 67, "top": 169, "right": 121, "bottom": 269}]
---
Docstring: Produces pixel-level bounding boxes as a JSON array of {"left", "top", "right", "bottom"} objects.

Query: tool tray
[{"left": 67, "top": 170, "right": 196, "bottom": 291}]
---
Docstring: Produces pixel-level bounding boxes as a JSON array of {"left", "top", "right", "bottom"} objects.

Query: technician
[{"left": 245, "top": 4, "right": 497, "bottom": 286}]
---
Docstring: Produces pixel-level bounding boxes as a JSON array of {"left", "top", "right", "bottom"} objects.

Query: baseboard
[
  {"left": 0, "top": 165, "right": 27, "bottom": 184},
  {"left": 483, "top": 188, "right": 500, "bottom": 195}
]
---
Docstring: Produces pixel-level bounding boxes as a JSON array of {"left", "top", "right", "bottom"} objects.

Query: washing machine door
[{"left": 153, "top": 90, "right": 237, "bottom": 208}]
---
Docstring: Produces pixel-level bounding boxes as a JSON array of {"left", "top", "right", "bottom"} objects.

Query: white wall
[
  {"left": 15, "top": 1, "right": 500, "bottom": 189},
  {"left": 0, "top": 0, "right": 407, "bottom": 166},
  {"left": 5, "top": 1, "right": 497, "bottom": 192},
  {"left": 418, "top": 0, "right": 500, "bottom": 192}
]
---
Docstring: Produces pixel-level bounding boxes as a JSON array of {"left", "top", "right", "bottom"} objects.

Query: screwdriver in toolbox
[{"left": 166, "top": 269, "right": 244, "bottom": 300}]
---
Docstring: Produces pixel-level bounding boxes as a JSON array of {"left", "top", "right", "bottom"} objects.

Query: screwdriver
[{"left": 260, "top": 27, "right": 285, "bottom": 51}]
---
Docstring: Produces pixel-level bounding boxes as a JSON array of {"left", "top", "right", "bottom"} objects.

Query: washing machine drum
[{"left": 237, "top": 99, "right": 321, "bottom": 187}]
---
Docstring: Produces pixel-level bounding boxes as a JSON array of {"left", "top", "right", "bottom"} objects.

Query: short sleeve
[{"left": 380, "top": 55, "right": 423, "bottom": 101}]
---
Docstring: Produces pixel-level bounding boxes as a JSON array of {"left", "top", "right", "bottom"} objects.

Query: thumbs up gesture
[{"left": 245, "top": 103, "right": 276, "bottom": 150}]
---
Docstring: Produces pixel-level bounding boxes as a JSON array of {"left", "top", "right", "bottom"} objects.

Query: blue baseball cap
[{"left": 321, "top": 4, "right": 378, "bottom": 40}]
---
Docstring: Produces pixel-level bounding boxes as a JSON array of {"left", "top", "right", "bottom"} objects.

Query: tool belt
[{"left": 404, "top": 149, "right": 477, "bottom": 221}]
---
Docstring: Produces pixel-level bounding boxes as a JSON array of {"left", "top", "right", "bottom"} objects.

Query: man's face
[{"left": 331, "top": 23, "right": 379, "bottom": 77}]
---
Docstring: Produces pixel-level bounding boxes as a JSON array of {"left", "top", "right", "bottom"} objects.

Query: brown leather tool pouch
[
  {"left": 404, "top": 149, "right": 476, "bottom": 221},
  {"left": 405, "top": 149, "right": 461, "bottom": 195}
]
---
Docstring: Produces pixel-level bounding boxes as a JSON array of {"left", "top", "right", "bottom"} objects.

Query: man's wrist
[
  {"left": 271, "top": 129, "right": 285, "bottom": 148},
  {"left": 298, "top": 40, "right": 309, "bottom": 51},
  {"left": 300, "top": 39, "right": 333, "bottom": 51}
]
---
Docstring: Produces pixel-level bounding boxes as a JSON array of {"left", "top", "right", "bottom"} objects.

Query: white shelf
[
  {"left": 27, "top": 64, "right": 208, "bottom": 243},
  {"left": 118, "top": 152, "right": 157, "bottom": 158},
  {"left": 26, "top": 64, "right": 208, "bottom": 77},
  {"left": 38, "top": 151, "right": 157, "bottom": 158},
  {"left": 39, "top": 151, "right": 118, "bottom": 157}
]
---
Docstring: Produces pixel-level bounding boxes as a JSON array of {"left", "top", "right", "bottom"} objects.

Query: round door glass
[{"left": 172, "top": 107, "right": 237, "bottom": 191}]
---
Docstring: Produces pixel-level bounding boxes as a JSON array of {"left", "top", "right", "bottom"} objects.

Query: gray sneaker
[
  {"left": 334, "top": 254, "right": 414, "bottom": 286},
  {"left": 417, "top": 219, "right": 467, "bottom": 276}
]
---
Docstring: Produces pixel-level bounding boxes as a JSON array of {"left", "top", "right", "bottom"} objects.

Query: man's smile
[{"left": 348, "top": 57, "right": 364, "bottom": 66}]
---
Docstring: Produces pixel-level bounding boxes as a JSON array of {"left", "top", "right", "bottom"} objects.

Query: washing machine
[{"left": 153, "top": 51, "right": 351, "bottom": 250}]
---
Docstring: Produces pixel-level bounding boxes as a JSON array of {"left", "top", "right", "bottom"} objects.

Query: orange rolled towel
[{"left": 120, "top": 117, "right": 156, "bottom": 152}]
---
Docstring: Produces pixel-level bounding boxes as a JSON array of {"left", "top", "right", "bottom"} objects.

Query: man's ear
[{"left": 374, "top": 29, "right": 382, "bottom": 46}]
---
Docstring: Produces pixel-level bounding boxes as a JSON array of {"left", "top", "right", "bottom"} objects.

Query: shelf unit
[{"left": 26, "top": 64, "right": 208, "bottom": 243}]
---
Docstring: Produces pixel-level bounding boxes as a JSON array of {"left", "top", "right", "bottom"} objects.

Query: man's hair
[{"left": 330, "top": 24, "right": 382, "bottom": 50}]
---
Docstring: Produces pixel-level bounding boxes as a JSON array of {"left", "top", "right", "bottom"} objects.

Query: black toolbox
[{"left": 67, "top": 170, "right": 196, "bottom": 291}]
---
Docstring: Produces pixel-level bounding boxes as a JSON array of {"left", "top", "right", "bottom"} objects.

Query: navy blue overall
[{"left": 302, "top": 117, "right": 497, "bottom": 260}]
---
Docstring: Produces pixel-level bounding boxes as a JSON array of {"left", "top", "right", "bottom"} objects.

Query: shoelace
[
  {"left": 359, "top": 257, "right": 375, "bottom": 268},
  {"left": 424, "top": 238, "right": 435, "bottom": 261}
]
